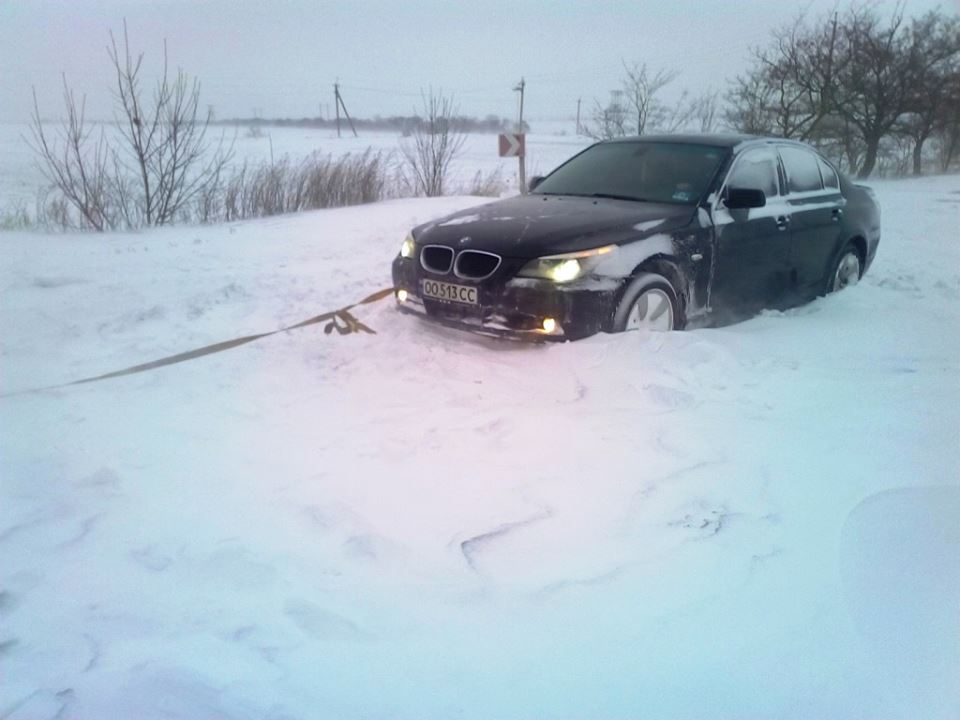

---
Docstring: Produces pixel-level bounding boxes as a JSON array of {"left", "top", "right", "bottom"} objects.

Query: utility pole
[
  {"left": 333, "top": 82, "right": 358, "bottom": 138},
  {"left": 334, "top": 83, "right": 341, "bottom": 137},
  {"left": 514, "top": 77, "right": 526, "bottom": 193},
  {"left": 340, "top": 93, "right": 358, "bottom": 138},
  {"left": 576, "top": 98, "right": 581, "bottom": 135}
]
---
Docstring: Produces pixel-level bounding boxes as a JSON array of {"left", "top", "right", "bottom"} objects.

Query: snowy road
[{"left": 1, "top": 177, "right": 959, "bottom": 719}]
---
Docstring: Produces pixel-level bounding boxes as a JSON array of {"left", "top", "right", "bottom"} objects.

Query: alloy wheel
[
  {"left": 833, "top": 252, "right": 861, "bottom": 292},
  {"left": 625, "top": 288, "right": 674, "bottom": 331}
]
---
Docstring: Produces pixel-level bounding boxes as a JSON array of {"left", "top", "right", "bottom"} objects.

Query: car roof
[{"left": 602, "top": 133, "right": 806, "bottom": 150}]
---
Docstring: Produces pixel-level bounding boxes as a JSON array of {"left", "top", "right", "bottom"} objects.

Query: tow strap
[{"left": 0, "top": 286, "right": 396, "bottom": 399}]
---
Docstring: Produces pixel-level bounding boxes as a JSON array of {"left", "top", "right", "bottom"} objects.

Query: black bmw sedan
[{"left": 391, "top": 135, "right": 881, "bottom": 341}]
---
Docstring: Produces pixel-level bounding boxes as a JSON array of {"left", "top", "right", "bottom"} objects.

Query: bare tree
[
  {"left": 656, "top": 90, "right": 693, "bottom": 134},
  {"left": 28, "top": 82, "right": 112, "bottom": 230},
  {"left": 106, "top": 22, "right": 233, "bottom": 226},
  {"left": 725, "top": 5, "right": 959, "bottom": 178},
  {"left": 585, "top": 96, "right": 627, "bottom": 140},
  {"left": 584, "top": 62, "right": 679, "bottom": 139},
  {"left": 725, "top": 69, "right": 778, "bottom": 135},
  {"left": 896, "top": 13, "right": 960, "bottom": 174},
  {"left": 690, "top": 91, "right": 721, "bottom": 133},
  {"left": 809, "top": 113, "right": 866, "bottom": 175},
  {"left": 622, "top": 62, "right": 678, "bottom": 135},
  {"left": 833, "top": 6, "right": 959, "bottom": 177},
  {"left": 28, "top": 21, "right": 233, "bottom": 230},
  {"left": 933, "top": 70, "right": 960, "bottom": 172},
  {"left": 725, "top": 11, "right": 840, "bottom": 141},
  {"left": 400, "top": 90, "right": 466, "bottom": 197}
]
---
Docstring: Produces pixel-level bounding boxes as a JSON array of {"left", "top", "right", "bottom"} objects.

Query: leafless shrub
[
  {"left": 106, "top": 23, "right": 234, "bottom": 226},
  {"left": 459, "top": 167, "right": 506, "bottom": 197},
  {"left": 400, "top": 91, "right": 466, "bottom": 196},
  {"left": 28, "top": 21, "right": 233, "bottom": 230},
  {"left": 37, "top": 190, "right": 74, "bottom": 231},
  {"left": 28, "top": 81, "right": 113, "bottom": 230},
  {"left": 215, "top": 150, "right": 394, "bottom": 221},
  {"left": 0, "top": 200, "right": 33, "bottom": 231}
]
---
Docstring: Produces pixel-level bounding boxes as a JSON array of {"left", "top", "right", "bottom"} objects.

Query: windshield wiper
[{"left": 589, "top": 192, "right": 650, "bottom": 202}]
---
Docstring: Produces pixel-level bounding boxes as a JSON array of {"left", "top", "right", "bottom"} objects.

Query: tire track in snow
[{"left": 459, "top": 508, "right": 553, "bottom": 572}]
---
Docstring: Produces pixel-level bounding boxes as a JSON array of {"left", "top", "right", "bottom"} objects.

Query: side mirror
[
  {"left": 725, "top": 187, "right": 766, "bottom": 209},
  {"left": 528, "top": 175, "right": 545, "bottom": 192}
]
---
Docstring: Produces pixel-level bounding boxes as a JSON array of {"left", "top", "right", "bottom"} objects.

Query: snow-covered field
[
  {"left": 1, "top": 175, "right": 958, "bottom": 719},
  {"left": 0, "top": 122, "right": 585, "bottom": 209}
]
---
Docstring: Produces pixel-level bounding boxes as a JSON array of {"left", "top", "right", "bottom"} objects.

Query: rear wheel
[
  {"left": 830, "top": 245, "right": 862, "bottom": 293},
  {"left": 613, "top": 273, "right": 681, "bottom": 332}
]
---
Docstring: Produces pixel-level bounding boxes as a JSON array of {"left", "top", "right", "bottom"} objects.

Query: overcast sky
[{"left": 1, "top": 0, "right": 954, "bottom": 124}]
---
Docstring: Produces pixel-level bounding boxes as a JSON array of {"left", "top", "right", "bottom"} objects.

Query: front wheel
[
  {"left": 612, "top": 273, "right": 682, "bottom": 332},
  {"left": 830, "top": 245, "right": 862, "bottom": 293}
]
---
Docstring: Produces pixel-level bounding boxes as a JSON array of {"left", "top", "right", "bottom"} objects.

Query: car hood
[{"left": 413, "top": 194, "right": 696, "bottom": 259}]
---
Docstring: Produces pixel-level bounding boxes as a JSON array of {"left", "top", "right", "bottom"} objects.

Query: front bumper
[{"left": 392, "top": 257, "right": 620, "bottom": 342}]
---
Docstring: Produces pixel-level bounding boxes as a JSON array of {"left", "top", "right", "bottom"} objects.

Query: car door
[
  {"left": 778, "top": 145, "right": 847, "bottom": 296},
  {"left": 709, "top": 147, "right": 793, "bottom": 316}
]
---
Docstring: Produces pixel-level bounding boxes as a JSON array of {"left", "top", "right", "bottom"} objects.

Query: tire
[
  {"left": 828, "top": 243, "right": 863, "bottom": 293},
  {"left": 612, "top": 273, "right": 682, "bottom": 332}
]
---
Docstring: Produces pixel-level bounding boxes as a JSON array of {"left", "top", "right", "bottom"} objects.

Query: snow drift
[{"left": 1, "top": 178, "right": 958, "bottom": 719}]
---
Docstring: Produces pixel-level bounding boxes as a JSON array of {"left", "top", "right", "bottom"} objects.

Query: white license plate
[{"left": 421, "top": 279, "right": 478, "bottom": 305}]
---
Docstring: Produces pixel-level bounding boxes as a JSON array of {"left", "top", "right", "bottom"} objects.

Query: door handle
[{"left": 775, "top": 215, "right": 790, "bottom": 231}]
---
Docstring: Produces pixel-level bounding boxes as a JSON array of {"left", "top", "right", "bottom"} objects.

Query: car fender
[
  {"left": 820, "top": 232, "right": 868, "bottom": 295},
  {"left": 588, "top": 230, "right": 709, "bottom": 326}
]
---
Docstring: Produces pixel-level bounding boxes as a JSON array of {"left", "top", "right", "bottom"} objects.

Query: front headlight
[
  {"left": 516, "top": 244, "right": 617, "bottom": 283},
  {"left": 399, "top": 233, "right": 416, "bottom": 259}
]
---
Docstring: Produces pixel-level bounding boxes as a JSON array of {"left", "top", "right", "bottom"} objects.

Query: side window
[
  {"left": 780, "top": 146, "right": 824, "bottom": 193},
  {"left": 818, "top": 156, "right": 840, "bottom": 190},
  {"left": 726, "top": 149, "right": 780, "bottom": 198}
]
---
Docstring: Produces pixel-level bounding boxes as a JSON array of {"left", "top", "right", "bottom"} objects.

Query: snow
[
  {"left": 633, "top": 218, "right": 666, "bottom": 231},
  {"left": 1, "top": 176, "right": 959, "bottom": 720}
]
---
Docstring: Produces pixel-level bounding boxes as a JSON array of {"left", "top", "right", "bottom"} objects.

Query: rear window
[{"left": 780, "top": 146, "right": 824, "bottom": 193}]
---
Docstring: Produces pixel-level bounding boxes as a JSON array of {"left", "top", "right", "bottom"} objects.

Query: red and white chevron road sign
[{"left": 498, "top": 133, "right": 525, "bottom": 158}]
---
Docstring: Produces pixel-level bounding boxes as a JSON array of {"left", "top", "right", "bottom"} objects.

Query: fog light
[
  {"left": 542, "top": 317, "right": 557, "bottom": 333},
  {"left": 397, "top": 289, "right": 408, "bottom": 302}
]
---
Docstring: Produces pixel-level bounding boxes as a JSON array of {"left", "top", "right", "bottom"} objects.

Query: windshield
[{"left": 533, "top": 141, "right": 727, "bottom": 205}]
